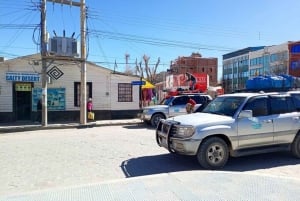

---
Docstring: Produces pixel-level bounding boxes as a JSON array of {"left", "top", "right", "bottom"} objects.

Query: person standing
[
  {"left": 186, "top": 97, "right": 196, "bottom": 114},
  {"left": 87, "top": 98, "right": 94, "bottom": 120},
  {"left": 87, "top": 98, "right": 93, "bottom": 112},
  {"left": 36, "top": 98, "right": 42, "bottom": 123}
]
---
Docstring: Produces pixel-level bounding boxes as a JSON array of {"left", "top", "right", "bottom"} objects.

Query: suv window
[
  {"left": 192, "top": 95, "right": 208, "bottom": 104},
  {"left": 270, "top": 96, "right": 296, "bottom": 114},
  {"left": 290, "top": 93, "right": 300, "bottom": 110},
  {"left": 243, "top": 96, "right": 269, "bottom": 117},
  {"left": 172, "top": 96, "right": 189, "bottom": 105}
]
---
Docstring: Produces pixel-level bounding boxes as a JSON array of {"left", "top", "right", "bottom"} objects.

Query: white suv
[
  {"left": 156, "top": 91, "right": 300, "bottom": 169},
  {"left": 140, "top": 94, "right": 212, "bottom": 127}
]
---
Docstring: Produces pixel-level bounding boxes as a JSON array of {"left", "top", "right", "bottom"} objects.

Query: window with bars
[
  {"left": 74, "top": 82, "right": 92, "bottom": 107},
  {"left": 118, "top": 83, "right": 132, "bottom": 102}
]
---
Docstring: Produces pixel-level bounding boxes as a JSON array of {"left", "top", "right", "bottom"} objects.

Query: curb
[{"left": 0, "top": 119, "right": 143, "bottom": 134}]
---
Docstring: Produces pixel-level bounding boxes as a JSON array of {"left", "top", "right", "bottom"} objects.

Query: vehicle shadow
[
  {"left": 121, "top": 152, "right": 299, "bottom": 178},
  {"left": 122, "top": 124, "right": 156, "bottom": 130}
]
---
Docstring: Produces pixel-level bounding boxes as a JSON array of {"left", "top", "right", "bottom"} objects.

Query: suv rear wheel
[
  {"left": 291, "top": 134, "right": 300, "bottom": 158},
  {"left": 197, "top": 137, "right": 229, "bottom": 169}
]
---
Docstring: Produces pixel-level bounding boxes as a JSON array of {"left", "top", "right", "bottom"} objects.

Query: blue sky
[{"left": 1, "top": 0, "right": 300, "bottom": 78}]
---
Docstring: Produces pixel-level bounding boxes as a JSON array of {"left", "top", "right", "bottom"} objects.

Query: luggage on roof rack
[{"left": 245, "top": 75, "right": 300, "bottom": 92}]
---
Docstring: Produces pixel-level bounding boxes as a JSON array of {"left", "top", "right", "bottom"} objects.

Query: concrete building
[
  {"left": 222, "top": 41, "right": 300, "bottom": 93},
  {"left": 222, "top": 47, "right": 265, "bottom": 93},
  {"left": 249, "top": 43, "right": 289, "bottom": 79},
  {"left": 169, "top": 52, "right": 218, "bottom": 86},
  {"left": 0, "top": 54, "right": 141, "bottom": 123}
]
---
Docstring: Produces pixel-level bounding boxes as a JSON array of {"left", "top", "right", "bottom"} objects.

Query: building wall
[
  {"left": 249, "top": 43, "right": 289, "bottom": 78},
  {"left": 288, "top": 41, "right": 300, "bottom": 77},
  {"left": 170, "top": 53, "right": 218, "bottom": 86},
  {"left": 222, "top": 52, "right": 250, "bottom": 93},
  {"left": 222, "top": 42, "right": 300, "bottom": 93},
  {"left": 0, "top": 54, "right": 141, "bottom": 123}
]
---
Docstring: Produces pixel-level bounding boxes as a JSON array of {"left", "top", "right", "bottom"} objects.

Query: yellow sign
[{"left": 15, "top": 83, "right": 32, "bottom": 91}]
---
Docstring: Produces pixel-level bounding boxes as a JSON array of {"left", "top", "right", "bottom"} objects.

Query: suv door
[
  {"left": 169, "top": 96, "right": 189, "bottom": 117},
  {"left": 270, "top": 95, "right": 300, "bottom": 144},
  {"left": 237, "top": 96, "right": 274, "bottom": 148}
]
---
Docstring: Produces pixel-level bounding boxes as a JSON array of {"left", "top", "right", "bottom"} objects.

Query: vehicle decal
[{"left": 249, "top": 117, "right": 262, "bottom": 129}]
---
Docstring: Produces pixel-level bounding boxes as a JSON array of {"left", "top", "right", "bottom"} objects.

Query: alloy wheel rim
[{"left": 207, "top": 144, "right": 224, "bottom": 164}]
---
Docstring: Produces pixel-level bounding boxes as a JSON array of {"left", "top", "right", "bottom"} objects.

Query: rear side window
[
  {"left": 270, "top": 96, "right": 296, "bottom": 114},
  {"left": 172, "top": 96, "right": 189, "bottom": 105},
  {"left": 191, "top": 96, "right": 207, "bottom": 104},
  {"left": 290, "top": 94, "right": 300, "bottom": 110}
]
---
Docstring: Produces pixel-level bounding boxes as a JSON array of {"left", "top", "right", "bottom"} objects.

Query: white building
[
  {"left": 0, "top": 54, "right": 141, "bottom": 123},
  {"left": 249, "top": 43, "right": 289, "bottom": 78}
]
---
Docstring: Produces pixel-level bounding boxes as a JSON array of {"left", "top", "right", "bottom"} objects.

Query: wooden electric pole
[
  {"left": 43, "top": 0, "right": 87, "bottom": 125},
  {"left": 79, "top": 0, "right": 87, "bottom": 125},
  {"left": 41, "top": 0, "right": 48, "bottom": 126}
]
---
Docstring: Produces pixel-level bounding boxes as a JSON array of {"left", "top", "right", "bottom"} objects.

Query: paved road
[{"left": 0, "top": 124, "right": 299, "bottom": 199}]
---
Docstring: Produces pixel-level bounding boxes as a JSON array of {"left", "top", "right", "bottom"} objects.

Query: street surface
[{"left": 0, "top": 124, "right": 299, "bottom": 197}]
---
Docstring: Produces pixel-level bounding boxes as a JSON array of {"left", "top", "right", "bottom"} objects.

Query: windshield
[
  {"left": 202, "top": 96, "right": 246, "bottom": 117},
  {"left": 160, "top": 97, "right": 173, "bottom": 105}
]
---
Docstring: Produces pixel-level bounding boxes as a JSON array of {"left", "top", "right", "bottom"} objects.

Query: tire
[
  {"left": 150, "top": 113, "right": 165, "bottom": 127},
  {"left": 197, "top": 137, "right": 229, "bottom": 170},
  {"left": 291, "top": 134, "right": 300, "bottom": 158}
]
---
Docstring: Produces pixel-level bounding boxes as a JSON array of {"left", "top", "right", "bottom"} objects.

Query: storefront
[{"left": 0, "top": 54, "right": 141, "bottom": 123}]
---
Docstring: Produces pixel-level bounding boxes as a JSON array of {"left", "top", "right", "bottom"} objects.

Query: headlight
[
  {"left": 175, "top": 126, "right": 195, "bottom": 138},
  {"left": 143, "top": 109, "right": 149, "bottom": 114}
]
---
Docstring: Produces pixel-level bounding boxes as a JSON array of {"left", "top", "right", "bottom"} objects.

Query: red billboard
[{"left": 166, "top": 72, "right": 209, "bottom": 92}]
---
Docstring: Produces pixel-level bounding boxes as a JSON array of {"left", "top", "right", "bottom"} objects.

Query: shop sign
[
  {"left": 15, "top": 83, "right": 32, "bottom": 91},
  {"left": 6, "top": 72, "right": 40, "bottom": 82},
  {"left": 131, "top": 81, "right": 145, "bottom": 85}
]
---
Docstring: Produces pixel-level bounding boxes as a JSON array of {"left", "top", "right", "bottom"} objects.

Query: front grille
[
  {"left": 162, "top": 123, "right": 170, "bottom": 134},
  {"left": 159, "top": 120, "right": 179, "bottom": 136}
]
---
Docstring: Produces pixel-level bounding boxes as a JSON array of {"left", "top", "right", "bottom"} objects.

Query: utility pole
[
  {"left": 41, "top": 0, "right": 48, "bottom": 126},
  {"left": 79, "top": 0, "right": 87, "bottom": 125},
  {"left": 44, "top": 0, "right": 87, "bottom": 125}
]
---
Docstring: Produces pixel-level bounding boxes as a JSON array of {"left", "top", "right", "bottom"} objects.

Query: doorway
[{"left": 13, "top": 82, "right": 32, "bottom": 121}]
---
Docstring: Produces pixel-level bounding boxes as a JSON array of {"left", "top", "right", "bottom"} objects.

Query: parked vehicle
[
  {"left": 156, "top": 91, "right": 300, "bottom": 169},
  {"left": 140, "top": 93, "right": 212, "bottom": 127}
]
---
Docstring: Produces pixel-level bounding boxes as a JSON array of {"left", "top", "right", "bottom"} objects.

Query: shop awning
[{"left": 142, "top": 79, "right": 155, "bottom": 89}]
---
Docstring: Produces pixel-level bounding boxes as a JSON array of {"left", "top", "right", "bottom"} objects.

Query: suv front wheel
[
  {"left": 151, "top": 113, "right": 165, "bottom": 127},
  {"left": 197, "top": 137, "right": 229, "bottom": 170},
  {"left": 291, "top": 134, "right": 300, "bottom": 158}
]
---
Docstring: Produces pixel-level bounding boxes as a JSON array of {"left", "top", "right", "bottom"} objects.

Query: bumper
[
  {"left": 156, "top": 130, "right": 201, "bottom": 155},
  {"left": 139, "top": 113, "right": 152, "bottom": 121}
]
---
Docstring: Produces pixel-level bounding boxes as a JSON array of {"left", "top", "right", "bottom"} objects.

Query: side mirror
[{"left": 239, "top": 110, "right": 253, "bottom": 118}]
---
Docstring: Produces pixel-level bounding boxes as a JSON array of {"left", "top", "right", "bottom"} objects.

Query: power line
[
  {"left": 0, "top": 24, "right": 39, "bottom": 29},
  {"left": 88, "top": 29, "right": 235, "bottom": 52}
]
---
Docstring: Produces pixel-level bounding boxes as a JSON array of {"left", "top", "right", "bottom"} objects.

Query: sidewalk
[
  {"left": 1, "top": 171, "right": 300, "bottom": 201},
  {"left": 0, "top": 118, "right": 143, "bottom": 133}
]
